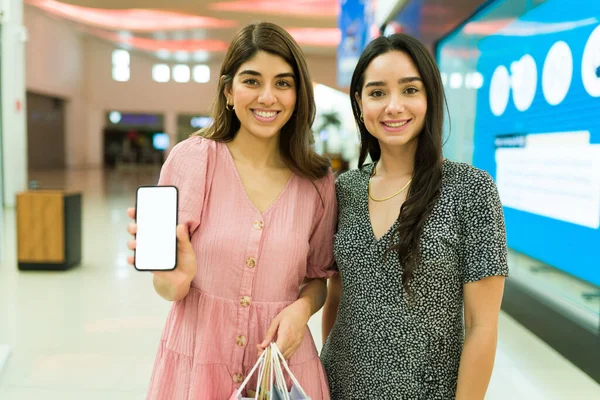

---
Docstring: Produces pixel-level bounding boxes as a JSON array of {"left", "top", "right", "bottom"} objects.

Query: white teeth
[
  {"left": 384, "top": 121, "right": 408, "bottom": 127},
  {"left": 254, "top": 111, "right": 278, "bottom": 118}
]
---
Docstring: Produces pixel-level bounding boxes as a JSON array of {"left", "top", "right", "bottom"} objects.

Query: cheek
[
  {"left": 363, "top": 102, "right": 384, "bottom": 120},
  {"left": 232, "top": 86, "right": 253, "bottom": 104},
  {"left": 411, "top": 99, "right": 427, "bottom": 132},
  {"left": 414, "top": 97, "right": 427, "bottom": 118},
  {"left": 282, "top": 91, "right": 297, "bottom": 111}
]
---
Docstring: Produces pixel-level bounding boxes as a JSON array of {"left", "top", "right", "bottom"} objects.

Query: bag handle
[
  {"left": 270, "top": 343, "right": 309, "bottom": 397},
  {"left": 271, "top": 344, "right": 290, "bottom": 400},
  {"left": 235, "top": 349, "right": 267, "bottom": 399},
  {"left": 257, "top": 347, "right": 272, "bottom": 400}
]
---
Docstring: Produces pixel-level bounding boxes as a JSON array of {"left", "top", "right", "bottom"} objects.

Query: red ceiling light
[
  {"left": 85, "top": 27, "right": 229, "bottom": 52},
  {"left": 211, "top": 0, "right": 338, "bottom": 17},
  {"left": 286, "top": 28, "right": 340, "bottom": 47},
  {"left": 25, "top": 0, "right": 237, "bottom": 32}
]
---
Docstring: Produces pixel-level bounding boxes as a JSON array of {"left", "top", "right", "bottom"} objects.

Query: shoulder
[
  {"left": 335, "top": 164, "right": 372, "bottom": 191},
  {"left": 313, "top": 168, "right": 335, "bottom": 192},
  {"left": 442, "top": 159, "right": 497, "bottom": 196},
  {"left": 167, "top": 136, "right": 217, "bottom": 162}
]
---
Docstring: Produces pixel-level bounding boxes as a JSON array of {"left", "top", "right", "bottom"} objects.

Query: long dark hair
[
  {"left": 195, "top": 22, "right": 330, "bottom": 180},
  {"left": 351, "top": 33, "right": 446, "bottom": 294}
]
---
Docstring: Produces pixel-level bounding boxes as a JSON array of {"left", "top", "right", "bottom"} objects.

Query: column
[{"left": 1, "top": 0, "right": 27, "bottom": 208}]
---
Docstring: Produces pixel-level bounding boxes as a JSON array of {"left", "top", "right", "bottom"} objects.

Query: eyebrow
[
  {"left": 364, "top": 77, "right": 423, "bottom": 88},
  {"left": 238, "top": 70, "right": 295, "bottom": 79}
]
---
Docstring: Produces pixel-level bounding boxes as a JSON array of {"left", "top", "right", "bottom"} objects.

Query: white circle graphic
[
  {"left": 582, "top": 24, "right": 600, "bottom": 97},
  {"left": 542, "top": 41, "right": 573, "bottom": 106},
  {"left": 511, "top": 54, "right": 537, "bottom": 111},
  {"left": 489, "top": 65, "right": 511, "bottom": 116}
]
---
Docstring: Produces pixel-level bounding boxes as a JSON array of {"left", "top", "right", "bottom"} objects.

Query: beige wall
[
  {"left": 24, "top": 6, "right": 339, "bottom": 168},
  {"left": 25, "top": 5, "right": 87, "bottom": 168}
]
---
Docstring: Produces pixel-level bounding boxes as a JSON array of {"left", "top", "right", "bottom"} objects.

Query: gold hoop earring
[
  {"left": 360, "top": 113, "right": 364, "bottom": 123},
  {"left": 226, "top": 102, "right": 234, "bottom": 111}
]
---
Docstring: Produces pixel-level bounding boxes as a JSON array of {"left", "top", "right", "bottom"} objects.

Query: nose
[
  {"left": 258, "top": 86, "right": 277, "bottom": 106},
  {"left": 385, "top": 93, "right": 406, "bottom": 115}
]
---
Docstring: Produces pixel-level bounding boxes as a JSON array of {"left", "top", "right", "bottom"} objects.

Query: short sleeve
[
  {"left": 158, "top": 137, "right": 211, "bottom": 236},
  {"left": 306, "top": 170, "right": 338, "bottom": 279},
  {"left": 460, "top": 169, "right": 509, "bottom": 283}
]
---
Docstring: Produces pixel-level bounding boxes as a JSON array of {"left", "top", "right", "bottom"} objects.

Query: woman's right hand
[{"left": 126, "top": 207, "right": 197, "bottom": 301}]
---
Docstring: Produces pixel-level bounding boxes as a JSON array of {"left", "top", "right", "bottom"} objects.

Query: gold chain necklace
[{"left": 368, "top": 164, "right": 412, "bottom": 202}]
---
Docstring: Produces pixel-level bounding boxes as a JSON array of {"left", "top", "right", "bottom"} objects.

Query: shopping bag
[
  {"left": 269, "top": 343, "right": 311, "bottom": 400},
  {"left": 229, "top": 343, "right": 311, "bottom": 400}
]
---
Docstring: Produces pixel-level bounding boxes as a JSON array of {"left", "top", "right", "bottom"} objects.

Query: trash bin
[{"left": 16, "top": 190, "right": 82, "bottom": 271}]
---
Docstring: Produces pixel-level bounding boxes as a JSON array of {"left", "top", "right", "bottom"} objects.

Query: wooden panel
[{"left": 17, "top": 192, "right": 64, "bottom": 263}]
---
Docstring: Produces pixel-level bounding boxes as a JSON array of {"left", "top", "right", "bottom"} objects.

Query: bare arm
[
  {"left": 322, "top": 273, "right": 342, "bottom": 343},
  {"left": 152, "top": 268, "right": 194, "bottom": 301},
  {"left": 456, "top": 275, "right": 505, "bottom": 400},
  {"left": 258, "top": 277, "right": 327, "bottom": 360},
  {"left": 296, "top": 277, "right": 328, "bottom": 319}
]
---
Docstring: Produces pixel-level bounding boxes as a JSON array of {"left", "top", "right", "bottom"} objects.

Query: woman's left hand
[{"left": 257, "top": 299, "right": 311, "bottom": 360}]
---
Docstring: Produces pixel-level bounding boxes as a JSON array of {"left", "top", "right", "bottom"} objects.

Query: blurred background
[{"left": 0, "top": 0, "right": 599, "bottom": 398}]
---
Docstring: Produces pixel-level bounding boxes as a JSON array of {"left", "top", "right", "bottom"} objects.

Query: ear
[
  {"left": 222, "top": 75, "right": 232, "bottom": 101},
  {"left": 354, "top": 91, "right": 362, "bottom": 113}
]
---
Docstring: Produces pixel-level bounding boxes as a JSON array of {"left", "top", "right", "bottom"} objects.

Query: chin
[
  {"left": 379, "top": 132, "right": 418, "bottom": 147},
  {"left": 250, "top": 127, "right": 281, "bottom": 140}
]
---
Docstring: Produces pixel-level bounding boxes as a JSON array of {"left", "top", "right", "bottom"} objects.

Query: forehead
[
  {"left": 237, "top": 51, "right": 294, "bottom": 75},
  {"left": 364, "top": 51, "right": 421, "bottom": 83}
]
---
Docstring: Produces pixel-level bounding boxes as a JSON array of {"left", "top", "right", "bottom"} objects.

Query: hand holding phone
[
  {"left": 126, "top": 186, "right": 197, "bottom": 300},
  {"left": 134, "top": 186, "right": 178, "bottom": 271}
]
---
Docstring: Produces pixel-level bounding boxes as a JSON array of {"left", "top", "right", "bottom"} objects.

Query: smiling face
[
  {"left": 356, "top": 50, "right": 427, "bottom": 152},
  {"left": 225, "top": 51, "right": 297, "bottom": 141}
]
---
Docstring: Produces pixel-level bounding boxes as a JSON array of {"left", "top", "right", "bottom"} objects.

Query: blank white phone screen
[{"left": 135, "top": 186, "right": 177, "bottom": 271}]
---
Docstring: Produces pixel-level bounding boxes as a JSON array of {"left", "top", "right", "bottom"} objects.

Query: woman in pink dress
[{"left": 126, "top": 22, "right": 335, "bottom": 399}]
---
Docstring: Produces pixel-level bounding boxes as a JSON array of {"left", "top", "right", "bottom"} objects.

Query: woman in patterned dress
[
  {"left": 126, "top": 22, "right": 336, "bottom": 399},
  {"left": 320, "top": 33, "right": 509, "bottom": 399}
]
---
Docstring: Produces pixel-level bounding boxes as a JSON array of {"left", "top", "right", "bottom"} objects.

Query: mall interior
[{"left": 0, "top": 0, "right": 599, "bottom": 399}]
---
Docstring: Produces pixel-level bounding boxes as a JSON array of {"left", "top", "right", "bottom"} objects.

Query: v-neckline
[
  {"left": 222, "top": 142, "right": 295, "bottom": 217},
  {"left": 364, "top": 164, "right": 398, "bottom": 243}
]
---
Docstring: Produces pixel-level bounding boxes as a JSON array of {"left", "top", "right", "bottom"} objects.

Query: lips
[
  {"left": 382, "top": 120, "right": 409, "bottom": 128},
  {"left": 251, "top": 109, "right": 280, "bottom": 123},
  {"left": 381, "top": 119, "right": 411, "bottom": 127},
  {"left": 253, "top": 110, "right": 279, "bottom": 118},
  {"left": 379, "top": 118, "right": 412, "bottom": 133}
]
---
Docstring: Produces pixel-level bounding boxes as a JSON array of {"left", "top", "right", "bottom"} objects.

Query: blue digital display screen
[{"left": 474, "top": 0, "right": 600, "bottom": 285}]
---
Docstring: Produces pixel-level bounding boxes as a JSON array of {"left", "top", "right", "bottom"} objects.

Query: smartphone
[{"left": 134, "top": 186, "right": 178, "bottom": 271}]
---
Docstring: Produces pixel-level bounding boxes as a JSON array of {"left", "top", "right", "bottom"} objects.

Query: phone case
[{"left": 133, "top": 185, "right": 178, "bottom": 271}]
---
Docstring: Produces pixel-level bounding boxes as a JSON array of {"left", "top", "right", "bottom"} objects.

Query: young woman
[
  {"left": 321, "top": 33, "right": 509, "bottom": 400},
  {"left": 127, "top": 22, "right": 335, "bottom": 399}
]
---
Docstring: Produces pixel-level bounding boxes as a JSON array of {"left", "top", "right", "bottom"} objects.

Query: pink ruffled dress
[{"left": 146, "top": 137, "right": 336, "bottom": 400}]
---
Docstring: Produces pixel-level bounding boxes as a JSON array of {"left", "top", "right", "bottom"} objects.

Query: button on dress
[{"left": 147, "top": 137, "right": 336, "bottom": 400}]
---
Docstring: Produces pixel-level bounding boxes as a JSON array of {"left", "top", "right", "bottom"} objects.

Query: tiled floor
[{"left": 0, "top": 167, "right": 599, "bottom": 399}]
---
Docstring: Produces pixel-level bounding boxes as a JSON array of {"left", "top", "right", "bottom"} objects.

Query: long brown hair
[
  {"left": 195, "top": 22, "right": 330, "bottom": 180},
  {"left": 351, "top": 33, "right": 446, "bottom": 294}
]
